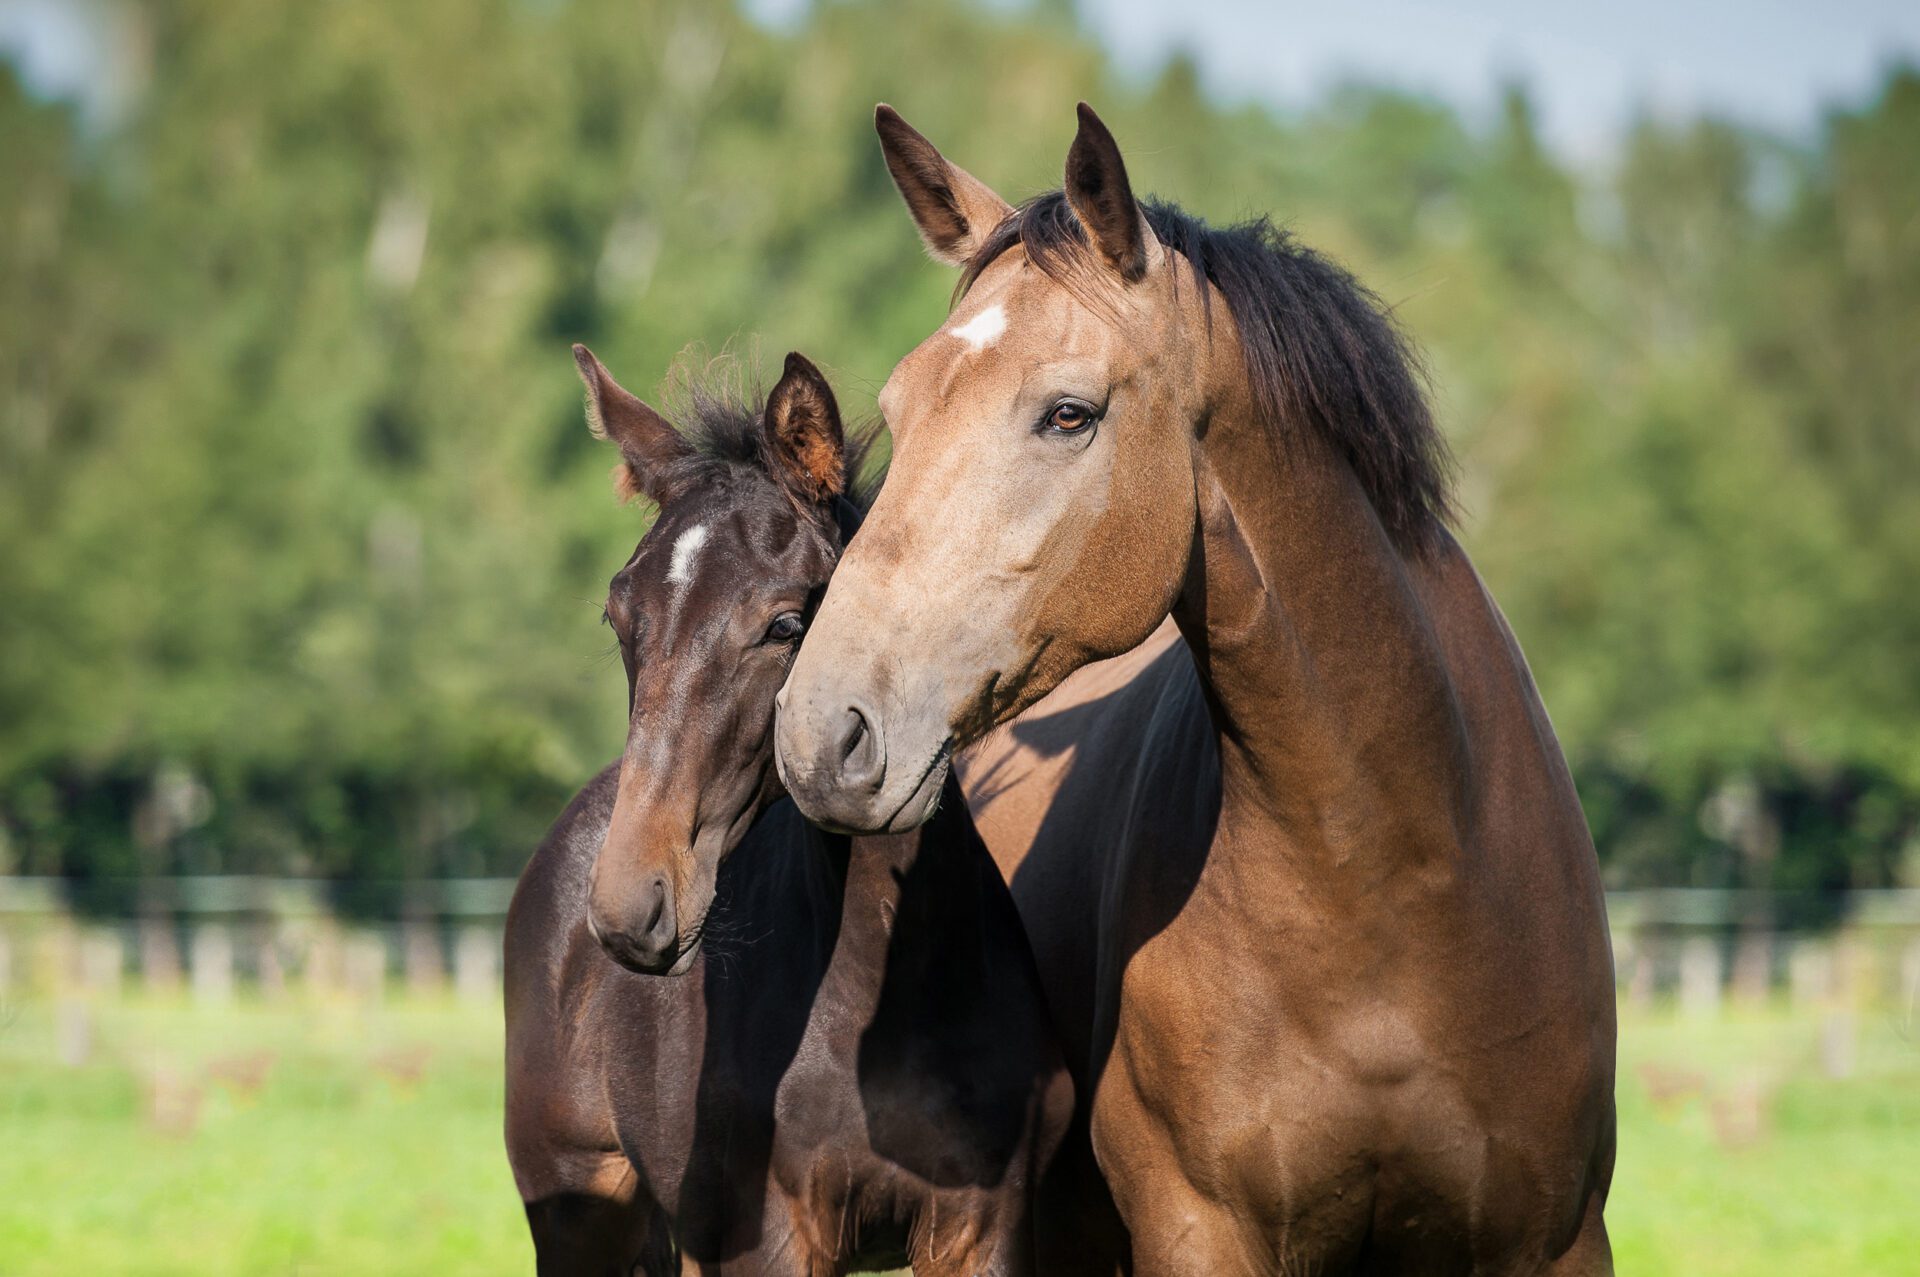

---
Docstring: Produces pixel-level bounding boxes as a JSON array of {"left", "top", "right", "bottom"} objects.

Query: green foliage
[{"left": 1, "top": 1, "right": 1915, "bottom": 887}]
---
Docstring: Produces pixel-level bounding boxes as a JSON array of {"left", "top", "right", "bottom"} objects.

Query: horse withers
[
  {"left": 778, "top": 105, "right": 1617, "bottom": 1276},
  {"left": 504, "top": 348, "right": 1071, "bottom": 1275}
]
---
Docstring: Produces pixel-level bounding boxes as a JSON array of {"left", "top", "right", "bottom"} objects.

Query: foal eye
[
  {"left": 765, "top": 612, "right": 805, "bottom": 644},
  {"left": 1043, "top": 400, "right": 1096, "bottom": 435}
]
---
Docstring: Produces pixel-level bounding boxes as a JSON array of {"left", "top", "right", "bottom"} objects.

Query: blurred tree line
[{"left": 2, "top": 0, "right": 1915, "bottom": 893}]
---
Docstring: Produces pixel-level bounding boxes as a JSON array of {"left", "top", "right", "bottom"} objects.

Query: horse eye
[
  {"left": 765, "top": 612, "right": 805, "bottom": 644},
  {"left": 1044, "top": 401, "right": 1095, "bottom": 435}
]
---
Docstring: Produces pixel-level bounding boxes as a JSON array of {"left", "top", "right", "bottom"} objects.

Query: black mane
[
  {"left": 657, "top": 363, "right": 884, "bottom": 512},
  {"left": 960, "top": 191, "right": 1455, "bottom": 552}
]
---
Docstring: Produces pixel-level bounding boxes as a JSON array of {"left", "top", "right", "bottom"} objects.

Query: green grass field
[{"left": 1, "top": 989, "right": 1916, "bottom": 1275}]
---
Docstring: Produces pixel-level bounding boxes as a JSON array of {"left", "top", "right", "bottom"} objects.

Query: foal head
[
  {"left": 575, "top": 345, "right": 859, "bottom": 974},
  {"left": 776, "top": 104, "right": 1449, "bottom": 833}
]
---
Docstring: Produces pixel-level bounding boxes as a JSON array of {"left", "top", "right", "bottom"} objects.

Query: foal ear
[
  {"left": 763, "top": 352, "right": 845, "bottom": 504},
  {"left": 875, "top": 104, "right": 1013, "bottom": 268},
  {"left": 573, "top": 344, "right": 691, "bottom": 503},
  {"left": 1064, "top": 102, "right": 1155, "bottom": 282}
]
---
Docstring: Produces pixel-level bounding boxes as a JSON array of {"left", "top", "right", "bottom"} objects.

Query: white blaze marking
[
  {"left": 667, "top": 523, "right": 709, "bottom": 586},
  {"left": 949, "top": 304, "right": 1006, "bottom": 351}
]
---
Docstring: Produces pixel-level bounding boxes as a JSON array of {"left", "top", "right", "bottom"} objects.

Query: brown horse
[
  {"left": 776, "top": 105, "right": 1618, "bottom": 1275},
  {"left": 504, "top": 348, "right": 1072, "bottom": 1275}
]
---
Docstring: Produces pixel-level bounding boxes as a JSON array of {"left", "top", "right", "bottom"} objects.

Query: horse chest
[
  {"left": 1095, "top": 1036, "right": 1493, "bottom": 1272},
  {"left": 1094, "top": 915, "right": 1515, "bottom": 1266}
]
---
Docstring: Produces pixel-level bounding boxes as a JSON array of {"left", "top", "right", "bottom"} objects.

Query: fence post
[
  {"left": 1678, "top": 937, "right": 1722, "bottom": 1018},
  {"left": 403, "top": 921, "right": 445, "bottom": 996},
  {"left": 79, "top": 930, "right": 124, "bottom": 998},
  {"left": 140, "top": 917, "right": 182, "bottom": 993},
  {"left": 191, "top": 924, "right": 235, "bottom": 1006},
  {"left": 344, "top": 933, "right": 388, "bottom": 1003},
  {"left": 257, "top": 933, "right": 287, "bottom": 1001},
  {"left": 1627, "top": 942, "right": 1657, "bottom": 1008},
  {"left": 454, "top": 927, "right": 498, "bottom": 1004},
  {"left": 1834, "top": 934, "right": 1874, "bottom": 1009},
  {"left": 1901, "top": 937, "right": 1920, "bottom": 1027},
  {"left": 1821, "top": 1010, "right": 1858, "bottom": 1080},
  {"left": 304, "top": 922, "right": 344, "bottom": 998},
  {"left": 56, "top": 996, "right": 93, "bottom": 1067},
  {"left": 1730, "top": 930, "right": 1772, "bottom": 1006},
  {"left": 1788, "top": 939, "right": 1833, "bottom": 1011}
]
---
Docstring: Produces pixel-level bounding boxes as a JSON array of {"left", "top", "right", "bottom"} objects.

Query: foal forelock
[
  {"left": 958, "top": 191, "right": 1458, "bottom": 553},
  {"left": 635, "top": 355, "right": 887, "bottom": 515}
]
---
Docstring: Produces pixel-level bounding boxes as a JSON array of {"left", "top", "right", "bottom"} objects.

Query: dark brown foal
[{"left": 504, "top": 349, "right": 1071, "bottom": 1275}]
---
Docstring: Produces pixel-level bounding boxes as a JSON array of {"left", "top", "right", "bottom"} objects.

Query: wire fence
[{"left": 4, "top": 878, "right": 1919, "bottom": 1018}]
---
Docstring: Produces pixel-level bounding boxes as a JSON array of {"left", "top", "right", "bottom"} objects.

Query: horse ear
[
  {"left": 763, "top": 352, "right": 845, "bottom": 504},
  {"left": 573, "top": 344, "right": 691, "bottom": 503},
  {"left": 1063, "top": 102, "right": 1155, "bottom": 282},
  {"left": 875, "top": 104, "right": 1013, "bottom": 268}
]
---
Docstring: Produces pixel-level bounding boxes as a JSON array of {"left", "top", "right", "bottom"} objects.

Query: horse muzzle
[{"left": 775, "top": 688, "right": 951, "bottom": 834}]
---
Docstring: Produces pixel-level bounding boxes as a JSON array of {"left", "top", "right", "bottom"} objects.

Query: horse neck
[{"left": 1172, "top": 369, "right": 1472, "bottom": 875}]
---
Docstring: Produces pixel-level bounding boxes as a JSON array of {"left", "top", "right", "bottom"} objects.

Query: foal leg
[
  {"left": 913, "top": 1190, "right": 1067, "bottom": 1277},
  {"left": 1536, "top": 1194, "right": 1613, "bottom": 1277},
  {"left": 685, "top": 1193, "right": 834, "bottom": 1277},
  {"left": 1032, "top": 1113, "right": 1131, "bottom": 1277},
  {"left": 911, "top": 1201, "right": 1035, "bottom": 1277},
  {"left": 520, "top": 1152, "right": 671, "bottom": 1277}
]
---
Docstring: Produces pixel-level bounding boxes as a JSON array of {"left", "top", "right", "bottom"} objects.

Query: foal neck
[{"left": 1173, "top": 368, "right": 1471, "bottom": 871}]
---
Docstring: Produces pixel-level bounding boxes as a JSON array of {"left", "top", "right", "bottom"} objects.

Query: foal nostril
[
  {"left": 592, "top": 873, "right": 679, "bottom": 974},
  {"left": 638, "top": 873, "right": 675, "bottom": 949},
  {"left": 835, "top": 703, "right": 885, "bottom": 790}
]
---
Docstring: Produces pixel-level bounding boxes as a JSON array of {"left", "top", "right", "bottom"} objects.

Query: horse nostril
[
  {"left": 839, "top": 708, "right": 867, "bottom": 764},
  {"left": 835, "top": 703, "right": 885, "bottom": 789}
]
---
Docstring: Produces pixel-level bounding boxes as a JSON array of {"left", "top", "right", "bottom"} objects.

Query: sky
[
  {"left": 1073, "top": 0, "right": 1920, "bottom": 159},
  {"left": 6, "top": 0, "right": 1919, "bottom": 161}
]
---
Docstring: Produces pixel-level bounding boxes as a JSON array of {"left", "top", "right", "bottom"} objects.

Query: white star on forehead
[
  {"left": 949, "top": 304, "right": 1006, "bottom": 351},
  {"left": 667, "top": 523, "right": 709, "bottom": 586}
]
